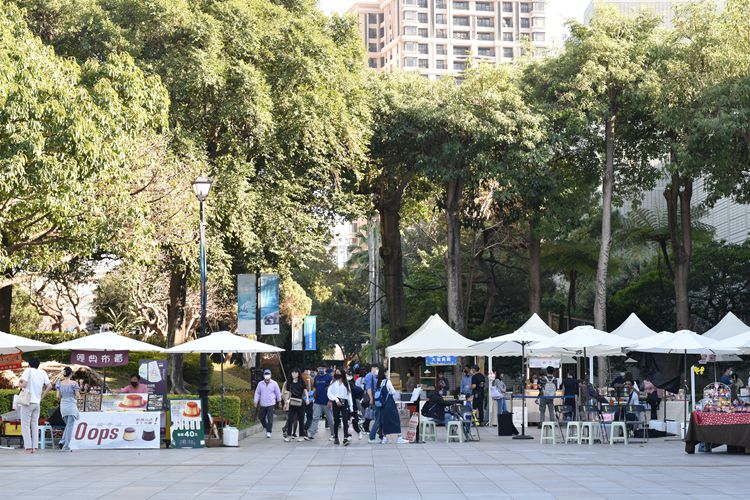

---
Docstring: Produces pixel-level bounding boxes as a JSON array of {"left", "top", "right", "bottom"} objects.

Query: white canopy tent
[
  {"left": 385, "top": 314, "right": 475, "bottom": 359},
  {"left": 702, "top": 312, "right": 750, "bottom": 340},
  {"left": 0, "top": 331, "right": 53, "bottom": 355},
  {"left": 53, "top": 331, "right": 166, "bottom": 353},
  {"left": 717, "top": 330, "right": 750, "bottom": 354},
  {"left": 610, "top": 313, "right": 658, "bottom": 340}
]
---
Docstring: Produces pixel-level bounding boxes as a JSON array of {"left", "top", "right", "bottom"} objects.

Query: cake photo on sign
[
  {"left": 123, "top": 428, "right": 137, "bottom": 441},
  {"left": 119, "top": 394, "right": 146, "bottom": 409},
  {"left": 183, "top": 401, "right": 201, "bottom": 417},
  {"left": 142, "top": 428, "right": 156, "bottom": 441}
]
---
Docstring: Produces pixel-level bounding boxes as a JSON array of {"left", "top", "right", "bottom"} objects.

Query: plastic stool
[
  {"left": 565, "top": 421, "right": 582, "bottom": 444},
  {"left": 419, "top": 419, "right": 437, "bottom": 442},
  {"left": 580, "top": 422, "right": 601, "bottom": 445},
  {"left": 38, "top": 424, "right": 55, "bottom": 450},
  {"left": 446, "top": 421, "right": 464, "bottom": 443},
  {"left": 610, "top": 422, "right": 628, "bottom": 445},
  {"left": 540, "top": 421, "right": 559, "bottom": 444}
]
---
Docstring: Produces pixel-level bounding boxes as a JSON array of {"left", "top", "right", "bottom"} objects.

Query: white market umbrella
[
  {"left": 717, "top": 329, "right": 750, "bottom": 354},
  {"left": 166, "top": 331, "right": 284, "bottom": 426},
  {"left": 0, "top": 331, "right": 53, "bottom": 355},
  {"left": 610, "top": 313, "right": 658, "bottom": 340}
]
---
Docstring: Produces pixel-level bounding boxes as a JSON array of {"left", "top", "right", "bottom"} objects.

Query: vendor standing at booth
[{"left": 117, "top": 374, "right": 149, "bottom": 394}]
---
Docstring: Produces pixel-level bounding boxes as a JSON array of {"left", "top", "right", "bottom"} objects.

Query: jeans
[
  {"left": 258, "top": 405, "right": 275, "bottom": 433},
  {"left": 61, "top": 415, "right": 77, "bottom": 449},
  {"left": 285, "top": 404, "right": 306, "bottom": 437},
  {"left": 368, "top": 407, "right": 382, "bottom": 440},
  {"left": 304, "top": 402, "right": 314, "bottom": 431},
  {"left": 19, "top": 403, "right": 40, "bottom": 450},
  {"left": 539, "top": 398, "right": 555, "bottom": 423},
  {"left": 496, "top": 397, "right": 507, "bottom": 415},
  {"left": 310, "top": 403, "right": 333, "bottom": 437},
  {"left": 332, "top": 404, "right": 350, "bottom": 440}
]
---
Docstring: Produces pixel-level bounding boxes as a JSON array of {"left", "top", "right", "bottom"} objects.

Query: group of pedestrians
[{"left": 255, "top": 364, "right": 408, "bottom": 445}]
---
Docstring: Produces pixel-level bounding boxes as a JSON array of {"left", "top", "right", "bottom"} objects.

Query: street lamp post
[{"left": 193, "top": 175, "right": 213, "bottom": 432}]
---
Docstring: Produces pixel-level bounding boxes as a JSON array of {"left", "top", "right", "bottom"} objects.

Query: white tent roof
[
  {"left": 0, "top": 331, "right": 53, "bottom": 355},
  {"left": 53, "top": 331, "right": 165, "bottom": 352},
  {"left": 630, "top": 329, "right": 736, "bottom": 355},
  {"left": 717, "top": 330, "right": 750, "bottom": 354},
  {"left": 610, "top": 313, "right": 658, "bottom": 340},
  {"left": 702, "top": 312, "right": 750, "bottom": 340},
  {"left": 530, "top": 325, "right": 634, "bottom": 355},
  {"left": 165, "top": 331, "right": 284, "bottom": 354},
  {"left": 518, "top": 313, "right": 558, "bottom": 338},
  {"left": 385, "top": 314, "right": 475, "bottom": 358},
  {"left": 470, "top": 329, "right": 549, "bottom": 356}
]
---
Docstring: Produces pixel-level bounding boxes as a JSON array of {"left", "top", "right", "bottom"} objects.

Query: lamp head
[{"left": 193, "top": 174, "right": 213, "bottom": 202}]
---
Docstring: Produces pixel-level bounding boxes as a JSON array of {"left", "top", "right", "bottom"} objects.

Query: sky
[{"left": 318, "top": 0, "right": 592, "bottom": 44}]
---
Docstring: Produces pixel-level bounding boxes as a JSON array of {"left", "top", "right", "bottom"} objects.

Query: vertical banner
[
  {"left": 304, "top": 315, "right": 317, "bottom": 351},
  {"left": 169, "top": 399, "right": 205, "bottom": 448},
  {"left": 260, "top": 273, "right": 280, "bottom": 334},
  {"left": 138, "top": 359, "right": 168, "bottom": 409},
  {"left": 237, "top": 274, "right": 257, "bottom": 335},
  {"left": 291, "top": 317, "right": 303, "bottom": 351}
]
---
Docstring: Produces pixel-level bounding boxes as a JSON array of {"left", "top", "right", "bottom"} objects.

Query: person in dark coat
[{"left": 421, "top": 391, "right": 452, "bottom": 425}]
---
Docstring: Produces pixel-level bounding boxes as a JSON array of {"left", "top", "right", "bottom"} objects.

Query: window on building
[
  {"left": 502, "top": 17, "right": 513, "bottom": 27},
  {"left": 520, "top": 2, "right": 531, "bottom": 13},
  {"left": 436, "top": 44, "right": 447, "bottom": 55},
  {"left": 453, "top": 16, "right": 470, "bottom": 26},
  {"left": 520, "top": 17, "right": 530, "bottom": 28},
  {"left": 368, "top": 28, "right": 377, "bottom": 38},
  {"left": 478, "top": 47, "right": 495, "bottom": 57},
  {"left": 477, "top": 32, "right": 494, "bottom": 40},
  {"left": 503, "top": 47, "right": 514, "bottom": 58},
  {"left": 404, "top": 10, "right": 417, "bottom": 21},
  {"left": 405, "top": 42, "right": 419, "bottom": 52},
  {"left": 436, "top": 60, "right": 447, "bottom": 69},
  {"left": 418, "top": 59, "right": 429, "bottom": 68},
  {"left": 369, "top": 58, "right": 377, "bottom": 68},
  {"left": 404, "top": 26, "right": 418, "bottom": 35},
  {"left": 380, "top": 41, "right": 385, "bottom": 50},
  {"left": 419, "top": 43, "right": 429, "bottom": 54},
  {"left": 502, "top": 1, "right": 513, "bottom": 12},
  {"left": 476, "top": 2, "right": 493, "bottom": 11},
  {"left": 418, "top": 28, "right": 429, "bottom": 37},
  {"left": 380, "top": 57, "right": 385, "bottom": 65},
  {"left": 436, "top": 0, "right": 446, "bottom": 7},
  {"left": 436, "top": 13, "right": 446, "bottom": 24},
  {"left": 453, "top": 31, "right": 469, "bottom": 39},
  {"left": 404, "top": 0, "right": 416, "bottom": 4},
  {"left": 368, "top": 43, "right": 378, "bottom": 52},
  {"left": 418, "top": 12, "right": 428, "bottom": 23},
  {"left": 533, "top": 2, "right": 545, "bottom": 11},
  {"left": 477, "top": 17, "right": 494, "bottom": 28},
  {"left": 418, "top": 0, "right": 428, "bottom": 7},
  {"left": 453, "top": 1, "right": 469, "bottom": 9},
  {"left": 380, "top": 27, "right": 385, "bottom": 37},
  {"left": 453, "top": 45, "right": 470, "bottom": 56},
  {"left": 533, "top": 17, "right": 545, "bottom": 28},
  {"left": 405, "top": 57, "right": 418, "bottom": 67},
  {"left": 532, "top": 32, "right": 545, "bottom": 41},
  {"left": 368, "top": 13, "right": 378, "bottom": 24},
  {"left": 454, "top": 61, "right": 467, "bottom": 70},
  {"left": 436, "top": 28, "right": 447, "bottom": 38},
  {"left": 502, "top": 32, "right": 513, "bottom": 41}
]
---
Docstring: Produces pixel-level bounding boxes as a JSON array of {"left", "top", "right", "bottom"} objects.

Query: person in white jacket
[{"left": 327, "top": 368, "right": 353, "bottom": 446}]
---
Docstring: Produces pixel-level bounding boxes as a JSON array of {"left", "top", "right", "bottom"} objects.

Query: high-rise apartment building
[
  {"left": 584, "top": 1, "right": 691, "bottom": 28},
  {"left": 348, "top": 0, "right": 549, "bottom": 79}
]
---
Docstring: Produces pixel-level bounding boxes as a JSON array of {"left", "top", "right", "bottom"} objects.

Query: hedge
[
  {"left": 0, "top": 389, "right": 58, "bottom": 418},
  {"left": 167, "top": 394, "right": 242, "bottom": 427}
]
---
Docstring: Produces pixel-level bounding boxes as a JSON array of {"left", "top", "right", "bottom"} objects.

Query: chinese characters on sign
[
  {"left": 70, "top": 350, "right": 129, "bottom": 367},
  {"left": 169, "top": 399, "right": 205, "bottom": 448},
  {"left": 425, "top": 356, "right": 457, "bottom": 366},
  {"left": 304, "top": 316, "right": 317, "bottom": 351},
  {"left": 0, "top": 352, "right": 22, "bottom": 370}
]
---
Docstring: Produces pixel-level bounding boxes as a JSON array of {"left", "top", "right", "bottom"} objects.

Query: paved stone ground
[{"left": 1, "top": 425, "right": 749, "bottom": 500}]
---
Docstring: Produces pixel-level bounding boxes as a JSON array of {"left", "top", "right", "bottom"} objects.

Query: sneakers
[
  {"left": 334, "top": 438, "right": 340, "bottom": 445},
  {"left": 297, "top": 437, "right": 305, "bottom": 442},
  {"left": 306, "top": 435, "right": 315, "bottom": 440},
  {"left": 367, "top": 438, "right": 379, "bottom": 444},
  {"left": 343, "top": 437, "right": 351, "bottom": 446},
  {"left": 381, "top": 437, "right": 388, "bottom": 444},
  {"left": 284, "top": 437, "right": 292, "bottom": 442},
  {"left": 396, "top": 437, "right": 409, "bottom": 444},
  {"left": 358, "top": 431, "right": 364, "bottom": 440},
  {"left": 328, "top": 435, "right": 335, "bottom": 441},
  {"left": 266, "top": 432, "right": 272, "bottom": 438}
]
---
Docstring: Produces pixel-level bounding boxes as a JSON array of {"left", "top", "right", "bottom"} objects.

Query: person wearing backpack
[
  {"left": 368, "top": 368, "right": 408, "bottom": 444},
  {"left": 536, "top": 366, "right": 559, "bottom": 426}
]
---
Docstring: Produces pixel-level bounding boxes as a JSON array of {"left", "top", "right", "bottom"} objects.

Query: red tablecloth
[
  {"left": 686, "top": 411, "right": 750, "bottom": 454},
  {"left": 693, "top": 411, "right": 750, "bottom": 426}
]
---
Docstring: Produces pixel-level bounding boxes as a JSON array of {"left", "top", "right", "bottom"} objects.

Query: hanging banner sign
[
  {"left": 71, "top": 350, "right": 129, "bottom": 367},
  {"left": 291, "top": 317, "right": 304, "bottom": 351},
  {"left": 528, "top": 358, "right": 561, "bottom": 369},
  {"left": 304, "top": 315, "right": 317, "bottom": 351},
  {"left": 260, "top": 273, "right": 280, "bottom": 334},
  {"left": 237, "top": 274, "right": 257, "bottom": 334},
  {"left": 139, "top": 359, "right": 168, "bottom": 405},
  {"left": 169, "top": 399, "right": 205, "bottom": 448},
  {"left": 68, "top": 411, "right": 161, "bottom": 450},
  {"left": 0, "top": 352, "right": 22, "bottom": 370},
  {"left": 425, "top": 356, "right": 457, "bottom": 366}
]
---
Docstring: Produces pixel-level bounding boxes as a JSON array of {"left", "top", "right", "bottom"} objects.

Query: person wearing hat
[{"left": 254, "top": 369, "right": 282, "bottom": 438}]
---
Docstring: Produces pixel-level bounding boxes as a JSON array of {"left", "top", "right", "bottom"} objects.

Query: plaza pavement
[{"left": 1, "top": 425, "right": 748, "bottom": 500}]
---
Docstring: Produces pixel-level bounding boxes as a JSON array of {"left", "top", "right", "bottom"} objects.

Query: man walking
[
  {"left": 309, "top": 364, "right": 334, "bottom": 440},
  {"left": 254, "top": 369, "right": 282, "bottom": 438}
]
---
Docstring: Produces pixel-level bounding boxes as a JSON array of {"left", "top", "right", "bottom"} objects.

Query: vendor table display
[{"left": 685, "top": 383, "right": 750, "bottom": 454}]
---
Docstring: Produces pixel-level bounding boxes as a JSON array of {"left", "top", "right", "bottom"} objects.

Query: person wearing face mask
[
  {"left": 368, "top": 368, "right": 408, "bottom": 444},
  {"left": 254, "top": 369, "right": 282, "bottom": 438},
  {"left": 309, "top": 364, "right": 334, "bottom": 441},
  {"left": 363, "top": 365, "right": 381, "bottom": 439},
  {"left": 349, "top": 370, "right": 364, "bottom": 439},
  {"left": 460, "top": 365, "right": 472, "bottom": 398},
  {"left": 283, "top": 368, "right": 310, "bottom": 442},
  {"left": 118, "top": 374, "right": 149, "bottom": 394},
  {"left": 327, "top": 368, "right": 353, "bottom": 445}
]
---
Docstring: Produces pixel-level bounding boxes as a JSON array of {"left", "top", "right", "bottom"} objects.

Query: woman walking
[
  {"left": 492, "top": 371, "right": 507, "bottom": 416},
  {"left": 56, "top": 367, "right": 81, "bottom": 451},
  {"left": 327, "top": 368, "right": 353, "bottom": 445},
  {"left": 18, "top": 358, "right": 51, "bottom": 453},
  {"left": 368, "top": 368, "right": 408, "bottom": 444},
  {"left": 283, "top": 368, "right": 309, "bottom": 442}
]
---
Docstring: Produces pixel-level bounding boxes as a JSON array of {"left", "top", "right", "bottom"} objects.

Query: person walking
[
  {"left": 470, "top": 365, "right": 486, "bottom": 424},
  {"left": 327, "top": 368, "right": 353, "bottom": 445},
  {"left": 368, "top": 368, "right": 408, "bottom": 444},
  {"left": 254, "top": 369, "right": 282, "bottom": 438},
  {"left": 363, "top": 365, "right": 380, "bottom": 438},
  {"left": 56, "top": 367, "right": 81, "bottom": 451},
  {"left": 492, "top": 371, "right": 507, "bottom": 416},
  {"left": 350, "top": 370, "right": 364, "bottom": 439},
  {"left": 283, "top": 368, "right": 309, "bottom": 442},
  {"left": 309, "top": 364, "right": 334, "bottom": 441},
  {"left": 302, "top": 368, "right": 314, "bottom": 435},
  {"left": 460, "top": 365, "right": 472, "bottom": 398},
  {"left": 18, "top": 358, "right": 51, "bottom": 453}
]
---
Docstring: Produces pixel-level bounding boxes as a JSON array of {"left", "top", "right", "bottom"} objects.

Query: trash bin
[{"left": 222, "top": 426, "right": 239, "bottom": 447}]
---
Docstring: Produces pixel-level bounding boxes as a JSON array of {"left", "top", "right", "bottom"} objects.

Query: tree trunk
[
  {"left": 528, "top": 224, "right": 541, "bottom": 316},
  {"left": 477, "top": 249, "right": 498, "bottom": 327},
  {"left": 567, "top": 269, "right": 577, "bottom": 331},
  {"left": 0, "top": 280, "right": 11, "bottom": 333},
  {"left": 664, "top": 160, "right": 693, "bottom": 331},
  {"left": 445, "top": 177, "right": 466, "bottom": 334},
  {"left": 167, "top": 261, "right": 189, "bottom": 393},
  {"left": 378, "top": 191, "right": 408, "bottom": 345}
]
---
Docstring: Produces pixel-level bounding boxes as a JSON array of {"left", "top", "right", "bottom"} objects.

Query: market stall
[{"left": 685, "top": 383, "right": 750, "bottom": 454}]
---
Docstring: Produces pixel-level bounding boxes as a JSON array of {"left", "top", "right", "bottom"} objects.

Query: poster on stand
[
  {"left": 260, "top": 273, "right": 280, "bottom": 334},
  {"left": 169, "top": 399, "right": 205, "bottom": 448},
  {"left": 237, "top": 274, "right": 257, "bottom": 334},
  {"left": 304, "top": 316, "right": 317, "bottom": 351},
  {"left": 139, "top": 359, "right": 167, "bottom": 408},
  {"left": 69, "top": 412, "right": 160, "bottom": 450},
  {"left": 291, "top": 317, "right": 303, "bottom": 351}
]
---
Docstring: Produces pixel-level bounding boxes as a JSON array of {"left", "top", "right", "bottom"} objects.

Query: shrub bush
[{"left": 0, "top": 389, "right": 59, "bottom": 418}]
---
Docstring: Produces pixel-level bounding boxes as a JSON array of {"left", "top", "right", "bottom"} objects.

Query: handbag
[
  {"left": 289, "top": 397, "right": 303, "bottom": 407},
  {"left": 16, "top": 388, "right": 31, "bottom": 406},
  {"left": 490, "top": 386, "right": 503, "bottom": 400}
]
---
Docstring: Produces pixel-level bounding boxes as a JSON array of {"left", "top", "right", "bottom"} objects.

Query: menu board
[
  {"left": 85, "top": 393, "right": 102, "bottom": 412},
  {"left": 147, "top": 394, "right": 164, "bottom": 412},
  {"left": 69, "top": 412, "right": 160, "bottom": 450},
  {"left": 169, "top": 399, "right": 205, "bottom": 448}
]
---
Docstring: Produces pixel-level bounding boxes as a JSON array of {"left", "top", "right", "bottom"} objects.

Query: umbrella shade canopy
[
  {"left": 629, "top": 331, "right": 675, "bottom": 351},
  {"left": 610, "top": 313, "right": 658, "bottom": 340},
  {"left": 166, "top": 331, "right": 284, "bottom": 354},
  {"left": 470, "top": 329, "right": 550, "bottom": 356},
  {"left": 630, "top": 329, "right": 736, "bottom": 355},
  {"left": 0, "top": 331, "right": 53, "bottom": 354},
  {"left": 529, "top": 325, "right": 634, "bottom": 355},
  {"left": 702, "top": 312, "right": 750, "bottom": 340},
  {"left": 53, "top": 331, "right": 165, "bottom": 352},
  {"left": 385, "top": 314, "right": 475, "bottom": 358},
  {"left": 717, "top": 330, "right": 750, "bottom": 354}
]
